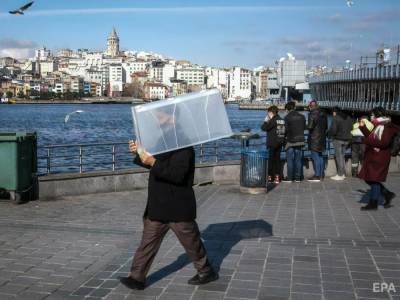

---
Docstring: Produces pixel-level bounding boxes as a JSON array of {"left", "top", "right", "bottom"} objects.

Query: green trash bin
[{"left": 0, "top": 132, "right": 38, "bottom": 204}]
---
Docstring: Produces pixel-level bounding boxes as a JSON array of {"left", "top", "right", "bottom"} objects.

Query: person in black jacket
[
  {"left": 283, "top": 101, "right": 306, "bottom": 182},
  {"left": 261, "top": 105, "right": 285, "bottom": 184},
  {"left": 328, "top": 107, "right": 353, "bottom": 180},
  {"left": 307, "top": 100, "right": 328, "bottom": 182},
  {"left": 119, "top": 142, "right": 218, "bottom": 289}
]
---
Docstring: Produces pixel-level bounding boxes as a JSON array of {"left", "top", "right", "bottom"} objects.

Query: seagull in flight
[
  {"left": 346, "top": 0, "right": 354, "bottom": 7},
  {"left": 9, "top": 1, "right": 34, "bottom": 15},
  {"left": 64, "top": 110, "right": 84, "bottom": 124}
]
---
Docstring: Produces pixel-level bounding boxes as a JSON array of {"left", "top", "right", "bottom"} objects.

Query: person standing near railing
[
  {"left": 307, "top": 100, "right": 328, "bottom": 182},
  {"left": 327, "top": 107, "right": 353, "bottom": 181},
  {"left": 358, "top": 107, "right": 398, "bottom": 210},
  {"left": 261, "top": 105, "right": 286, "bottom": 184},
  {"left": 351, "top": 116, "right": 373, "bottom": 177},
  {"left": 282, "top": 101, "right": 306, "bottom": 183}
]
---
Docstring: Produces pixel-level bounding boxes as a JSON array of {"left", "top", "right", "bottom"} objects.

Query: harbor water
[{"left": 0, "top": 104, "right": 267, "bottom": 146}]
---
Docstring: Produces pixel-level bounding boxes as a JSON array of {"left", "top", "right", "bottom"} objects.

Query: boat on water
[{"left": 0, "top": 98, "right": 17, "bottom": 104}]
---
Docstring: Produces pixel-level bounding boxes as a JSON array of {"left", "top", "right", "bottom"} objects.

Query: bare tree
[{"left": 123, "top": 79, "right": 145, "bottom": 99}]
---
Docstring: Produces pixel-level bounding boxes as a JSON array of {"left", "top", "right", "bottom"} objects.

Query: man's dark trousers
[{"left": 130, "top": 218, "right": 212, "bottom": 282}]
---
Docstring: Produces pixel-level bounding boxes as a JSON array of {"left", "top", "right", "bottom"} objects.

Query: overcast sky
[{"left": 0, "top": 0, "right": 399, "bottom": 68}]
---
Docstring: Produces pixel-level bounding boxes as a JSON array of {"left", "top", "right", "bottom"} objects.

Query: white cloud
[
  {"left": 0, "top": 48, "right": 34, "bottom": 59},
  {"left": 0, "top": 38, "right": 38, "bottom": 59}
]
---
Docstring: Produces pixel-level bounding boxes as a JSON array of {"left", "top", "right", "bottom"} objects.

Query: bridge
[{"left": 309, "top": 64, "right": 400, "bottom": 116}]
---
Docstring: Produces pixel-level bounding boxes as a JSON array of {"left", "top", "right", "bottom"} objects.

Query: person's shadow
[{"left": 145, "top": 219, "right": 273, "bottom": 286}]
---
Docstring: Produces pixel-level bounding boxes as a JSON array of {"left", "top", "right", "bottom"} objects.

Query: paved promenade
[{"left": 1, "top": 175, "right": 400, "bottom": 300}]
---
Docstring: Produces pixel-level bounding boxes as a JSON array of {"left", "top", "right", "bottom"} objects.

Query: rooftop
[{"left": 0, "top": 176, "right": 400, "bottom": 299}]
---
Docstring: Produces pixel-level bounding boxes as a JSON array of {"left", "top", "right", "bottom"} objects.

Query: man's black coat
[
  {"left": 134, "top": 147, "right": 196, "bottom": 222},
  {"left": 307, "top": 108, "right": 328, "bottom": 152}
]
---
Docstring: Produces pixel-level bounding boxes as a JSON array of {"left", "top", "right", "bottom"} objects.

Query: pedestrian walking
[
  {"left": 282, "top": 101, "right": 306, "bottom": 182},
  {"left": 358, "top": 107, "right": 398, "bottom": 210},
  {"left": 328, "top": 107, "right": 353, "bottom": 180},
  {"left": 307, "top": 100, "right": 328, "bottom": 182},
  {"left": 119, "top": 141, "right": 218, "bottom": 290},
  {"left": 261, "top": 105, "right": 285, "bottom": 184}
]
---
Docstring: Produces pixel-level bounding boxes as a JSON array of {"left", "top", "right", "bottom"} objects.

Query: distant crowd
[{"left": 261, "top": 101, "right": 400, "bottom": 211}]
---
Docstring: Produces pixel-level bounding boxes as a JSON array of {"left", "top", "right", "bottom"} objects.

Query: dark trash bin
[
  {"left": 232, "top": 131, "right": 267, "bottom": 194},
  {"left": 0, "top": 132, "right": 38, "bottom": 204},
  {"left": 240, "top": 150, "right": 268, "bottom": 194}
]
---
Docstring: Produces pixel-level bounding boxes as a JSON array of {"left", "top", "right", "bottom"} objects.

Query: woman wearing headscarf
[{"left": 358, "top": 107, "right": 399, "bottom": 210}]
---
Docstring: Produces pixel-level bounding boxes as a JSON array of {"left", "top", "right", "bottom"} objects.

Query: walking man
[
  {"left": 328, "top": 107, "right": 353, "bottom": 180},
  {"left": 282, "top": 101, "right": 306, "bottom": 182},
  {"left": 307, "top": 100, "right": 328, "bottom": 182},
  {"left": 119, "top": 141, "right": 218, "bottom": 290}
]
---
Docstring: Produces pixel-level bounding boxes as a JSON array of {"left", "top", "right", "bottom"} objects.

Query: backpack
[{"left": 390, "top": 131, "right": 400, "bottom": 156}]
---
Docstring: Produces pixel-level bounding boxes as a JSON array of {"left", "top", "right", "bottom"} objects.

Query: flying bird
[
  {"left": 9, "top": 1, "right": 34, "bottom": 15},
  {"left": 64, "top": 110, "right": 84, "bottom": 124},
  {"left": 346, "top": 0, "right": 354, "bottom": 7}
]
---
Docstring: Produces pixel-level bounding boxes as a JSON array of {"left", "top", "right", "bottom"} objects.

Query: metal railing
[
  {"left": 37, "top": 137, "right": 266, "bottom": 175},
  {"left": 37, "top": 135, "right": 340, "bottom": 175},
  {"left": 309, "top": 64, "right": 400, "bottom": 83}
]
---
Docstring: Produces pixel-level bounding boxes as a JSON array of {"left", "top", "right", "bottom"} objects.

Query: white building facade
[
  {"left": 176, "top": 68, "right": 205, "bottom": 85},
  {"left": 228, "top": 67, "right": 251, "bottom": 100},
  {"left": 109, "top": 64, "right": 123, "bottom": 95}
]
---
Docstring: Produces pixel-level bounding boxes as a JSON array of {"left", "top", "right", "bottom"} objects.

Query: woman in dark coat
[{"left": 358, "top": 107, "right": 398, "bottom": 210}]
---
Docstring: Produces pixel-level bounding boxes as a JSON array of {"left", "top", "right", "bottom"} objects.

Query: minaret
[{"left": 107, "top": 27, "right": 120, "bottom": 57}]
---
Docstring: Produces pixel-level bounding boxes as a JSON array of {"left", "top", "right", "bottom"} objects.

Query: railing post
[
  {"left": 112, "top": 145, "right": 116, "bottom": 171},
  {"left": 79, "top": 146, "right": 83, "bottom": 173},
  {"left": 200, "top": 144, "right": 204, "bottom": 164},
  {"left": 215, "top": 141, "right": 218, "bottom": 163},
  {"left": 46, "top": 148, "right": 51, "bottom": 174}
]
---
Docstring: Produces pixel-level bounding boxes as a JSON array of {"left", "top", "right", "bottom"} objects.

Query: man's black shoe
[
  {"left": 188, "top": 271, "right": 219, "bottom": 285},
  {"left": 383, "top": 191, "right": 395, "bottom": 208},
  {"left": 295, "top": 177, "right": 302, "bottom": 183},
  {"left": 307, "top": 176, "right": 321, "bottom": 182},
  {"left": 361, "top": 200, "right": 378, "bottom": 211},
  {"left": 282, "top": 177, "right": 293, "bottom": 183},
  {"left": 119, "top": 276, "right": 145, "bottom": 290}
]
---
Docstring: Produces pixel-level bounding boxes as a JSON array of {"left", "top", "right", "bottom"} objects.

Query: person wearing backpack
[
  {"left": 261, "top": 105, "right": 285, "bottom": 184},
  {"left": 358, "top": 107, "right": 399, "bottom": 210}
]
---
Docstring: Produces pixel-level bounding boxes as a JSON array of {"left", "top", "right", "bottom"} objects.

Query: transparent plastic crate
[{"left": 131, "top": 89, "right": 233, "bottom": 155}]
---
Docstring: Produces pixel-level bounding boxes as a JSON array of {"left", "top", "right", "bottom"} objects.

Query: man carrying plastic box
[{"left": 119, "top": 141, "right": 218, "bottom": 290}]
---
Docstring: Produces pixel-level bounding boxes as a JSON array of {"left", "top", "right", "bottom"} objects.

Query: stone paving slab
[{"left": 0, "top": 175, "right": 400, "bottom": 299}]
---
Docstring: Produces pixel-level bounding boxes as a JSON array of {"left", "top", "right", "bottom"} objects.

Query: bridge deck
[{"left": 1, "top": 175, "right": 400, "bottom": 299}]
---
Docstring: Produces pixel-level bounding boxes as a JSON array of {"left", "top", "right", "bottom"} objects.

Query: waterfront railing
[
  {"left": 309, "top": 64, "right": 400, "bottom": 83},
  {"left": 37, "top": 135, "right": 339, "bottom": 175}
]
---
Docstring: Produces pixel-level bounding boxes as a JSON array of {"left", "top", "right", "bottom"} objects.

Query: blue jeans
[
  {"left": 311, "top": 150, "right": 324, "bottom": 177},
  {"left": 366, "top": 181, "right": 389, "bottom": 201},
  {"left": 286, "top": 147, "right": 303, "bottom": 179}
]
